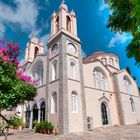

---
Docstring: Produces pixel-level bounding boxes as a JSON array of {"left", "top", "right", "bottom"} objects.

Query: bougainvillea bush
[{"left": 0, "top": 39, "right": 37, "bottom": 111}]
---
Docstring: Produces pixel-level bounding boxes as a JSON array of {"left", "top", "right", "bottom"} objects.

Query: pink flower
[
  {"left": 17, "top": 71, "right": 35, "bottom": 85},
  {"left": 7, "top": 42, "right": 12, "bottom": 47},
  {"left": 2, "top": 56, "right": 9, "bottom": 62},
  {"left": 0, "top": 45, "right": 7, "bottom": 56},
  {"left": 13, "top": 45, "right": 20, "bottom": 51},
  {"left": 0, "top": 39, "right": 35, "bottom": 85}
]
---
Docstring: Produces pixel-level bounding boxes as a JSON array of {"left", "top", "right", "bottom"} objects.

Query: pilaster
[
  {"left": 29, "top": 111, "right": 33, "bottom": 129},
  {"left": 113, "top": 74, "right": 125, "bottom": 125},
  {"left": 58, "top": 35, "right": 69, "bottom": 134},
  {"left": 78, "top": 45, "right": 87, "bottom": 131}
]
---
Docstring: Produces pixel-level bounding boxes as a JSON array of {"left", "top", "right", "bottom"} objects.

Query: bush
[
  {"left": 8, "top": 118, "right": 24, "bottom": 127},
  {"left": 47, "top": 122, "right": 54, "bottom": 132},
  {"left": 33, "top": 120, "right": 38, "bottom": 127},
  {"left": 34, "top": 120, "right": 54, "bottom": 134}
]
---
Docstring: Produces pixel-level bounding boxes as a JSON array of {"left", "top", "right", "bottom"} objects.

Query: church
[{"left": 20, "top": 1, "right": 140, "bottom": 134}]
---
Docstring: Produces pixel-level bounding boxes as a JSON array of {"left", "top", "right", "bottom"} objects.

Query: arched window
[
  {"left": 51, "top": 92, "right": 57, "bottom": 114},
  {"left": 40, "top": 102, "right": 45, "bottom": 121},
  {"left": 124, "top": 76, "right": 133, "bottom": 94},
  {"left": 130, "top": 98, "right": 135, "bottom": 112},
  {"left": 71, "top": 91, "right": 78, "bottom": 113},
  {"left": 70, "top": 61, "right": 76, "bottom": 79},
  {"left": 101, "top": 58, "right": 107, "bottom": 65},
  {"left": 52, "top": 60, "right": 57, "bottom": 81},
  {"left": 109, "top": 58, "right": 114, "bottom": 66},
  {"left": 101, "top": 102, "right": 109, "bottom": 125},
  {"left": 33, "top": 103, "right": 38, "bottom": 126},
  {"left": 55, "top": 17, "right": 59, "bottom": 33},
  {"left": 34, "top": 47, "right": 39, "bottom": 58},
  {"left": 66, "top": 16, "right": 71, "bottom": 32},
  {"left": 115, "top": 59, "right": 118, "bottom": 68},
  {"left": 93, "top": 70, "right": 107, "bottom": 90},
  {"left": 32, "top": 61, "right": 43, "bottom": 86},
  {"left": 112, "top": 59, "right": 114, "bottom": 66}
]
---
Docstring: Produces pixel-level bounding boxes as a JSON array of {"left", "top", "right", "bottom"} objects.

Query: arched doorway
[
  {"left": 33, "top": 103, "right": 38, "bottom": 127},
  {"left": 101, "top": 102, "right": 109, "bottom": 125},
  {"left": 40, "top": 102, "right": 45, "bottom": 121}
]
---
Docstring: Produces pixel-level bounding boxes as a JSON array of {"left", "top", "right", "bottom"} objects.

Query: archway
[
  {"left": 101, "top": 102, "right": 109, "bottom": 125},
  {"left": 55, "top": 17, "right": 59, "bottom": 33},
  {"left": 33, "top": 103, "right": 38, "bottom": 127},
  {"left": 66, "top": 16, "right": 71, "bottom": 32},
  {"left": 40, "top": 102, "right": 45, "bottom": 121},
  {"left": 34, "top": 47, "right": 39, "bottom": 58}
]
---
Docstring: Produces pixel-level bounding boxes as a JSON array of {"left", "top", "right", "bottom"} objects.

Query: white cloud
[
  {"left": 108, "top": 33, "right": 133, "bottom": 48},
  {"left": 29, "top": 21, "right": 49, "bottom": 38},
  {"left": 28, "top": 28, "right": 43, "bottom": 38},
  {"left": 0, "top": 0, "right": 51, "bottom": 46},
  {"left": 40, "top": 33, "right": 50, "bottom": 52},
  {"left": 99, "top": 0, "right": 108, "bottom": 12},
  {"left": 40, "top": 33, "right": 50, "bottom": 44},
  {"left": 0, "top": 23, "right": 5, "bottom": 34},
  {"left": 98, "top": 0, "right": 110, "bottom": 24},
  {"left": 0, "top": 0, "right": 39, "bottom": 32}
]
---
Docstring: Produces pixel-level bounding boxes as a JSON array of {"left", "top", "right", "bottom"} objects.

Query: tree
[
  {"left": 0, "top": 39, "right": 37, "bottom": 121},
  {"left": 125, "top": 66, "right": 136, "bottom": 81},
  {"left": 126, "top": 67, "right": 131, "bottom": 75},
  {"left": 103, "top": 0, "right": 140, "bottom": 66}
]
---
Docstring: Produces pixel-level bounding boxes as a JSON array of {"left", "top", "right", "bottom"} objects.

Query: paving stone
[{"left": 0, "top": 124, "right": 140, "bottom": 140}]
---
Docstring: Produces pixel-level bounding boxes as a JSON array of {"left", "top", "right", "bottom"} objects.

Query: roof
[{"left": 83, "top": 51, "right": 119, "bottom": 64}]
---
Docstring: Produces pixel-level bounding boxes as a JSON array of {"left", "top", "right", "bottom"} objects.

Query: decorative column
[
  {"left": 22, "top": 105, "right": 26, "bottom": 123},
  {"left": 38, "top": 108, "right": 41, "bottom": 123},
  {"left": 29, "top": 111, "right": 33, "bottom": 129}
]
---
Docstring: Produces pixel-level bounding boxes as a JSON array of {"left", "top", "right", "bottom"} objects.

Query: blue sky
[{"left": 0, "top": 0, "right": 140, "bottom": 86}]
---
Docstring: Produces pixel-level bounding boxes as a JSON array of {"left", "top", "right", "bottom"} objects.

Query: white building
[{"left": 20, "top": 1, "right": 140, "bottom": 134}]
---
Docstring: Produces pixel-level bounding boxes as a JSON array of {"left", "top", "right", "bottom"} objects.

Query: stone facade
[{"left": 18, "top": 1, "right": 140, "bottom": 134}]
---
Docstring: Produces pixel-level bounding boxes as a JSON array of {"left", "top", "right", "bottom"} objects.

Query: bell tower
[
  {"left": 51, "top": 0, "right": 77, "bottom": 37},
  {"left": 25, "top": 35, "right": 44, "bottom": 62},
  {"left": 47, "top": 1, "right": 87, "bottom": 134},
  {"left": 22, "top": 35, "right": 44, "bottom": 74}
]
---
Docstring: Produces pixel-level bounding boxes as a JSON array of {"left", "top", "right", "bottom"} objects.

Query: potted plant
[
  {"left": 53, "top": 127, "right": 60, "bottom": 135},
  {"left": 8, "top": 118, "right": 24, "bottom": 130},
  {"left": 34, "top": 120, "right": 54, "bottom": 134},
  {"left": 47, "top": 122, "right": 54, "bottom": 134}
]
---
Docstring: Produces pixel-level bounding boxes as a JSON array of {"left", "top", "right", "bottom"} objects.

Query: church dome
[{"left": 59, "top": 0, "right": 68, "bottom": 11}]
